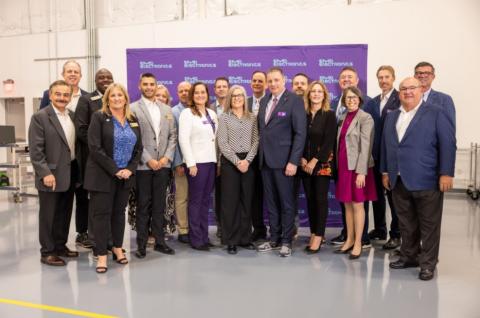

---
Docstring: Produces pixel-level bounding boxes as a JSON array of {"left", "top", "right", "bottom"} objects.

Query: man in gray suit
[
  {"left": 131, "top": 73, "right": 177, "bottom": 259},
  {"left": 29, "top": 80, "right": 79, "bottom": 266}
]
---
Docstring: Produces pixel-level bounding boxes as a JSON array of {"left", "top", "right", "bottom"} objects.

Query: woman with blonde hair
[
  {"left": 300, "top": 81, "right": 337, "bottom": 253},
  {"left": 84, "top": 83, "right": 143, "bottom": 273},
  {"left": 155, "top": 84, "right": 172, "bottom": 106}
]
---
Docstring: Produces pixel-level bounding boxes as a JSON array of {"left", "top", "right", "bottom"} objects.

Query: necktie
[{"left": 265, "top": 97, "right": 278, "bottom": 124}]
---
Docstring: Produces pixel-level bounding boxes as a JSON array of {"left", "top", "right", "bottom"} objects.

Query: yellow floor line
[{"left": 0, "top": 298, "right": 118, "bottom": 318}]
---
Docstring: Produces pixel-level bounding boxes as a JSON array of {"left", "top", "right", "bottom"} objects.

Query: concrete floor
[{"left": 0, "top": 192, "right": 479, "bottom": 318}]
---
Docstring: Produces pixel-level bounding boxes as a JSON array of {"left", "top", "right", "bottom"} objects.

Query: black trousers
[
  {"left": 74, "top": 185, "right": 89, "bottom": 234},
  {"left": 214, "top": 175, "right": 222, "bottom": 231},
  {"left": 220, "top": 156, "right": 254, "bottom": 245},
  {"left": 250, "top": 156, "right": 267, "bottom": 236},
  {"left": 90, "top": 178, "right": 131, "bottom": 256},
  {"left": 302, "top": 175, "right": 330, "bottom": 236},
  {"left": 364, "top": 164, "right": 400, "bottom": 238},
  {"left": 135, "top": 169, "right": 170, "bottom": 248},
  {"left": 38, "top": 162, "right": 76, "bottom": 256},
  {"left": 392, "top": 178, "right": 444, "bottom": 270}
]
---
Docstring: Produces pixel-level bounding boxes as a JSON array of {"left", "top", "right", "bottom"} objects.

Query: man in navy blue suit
[
  {"left": 256, "top": 67, "right": 306, "bottom": 257},
  {"left": 381, "top": 77, "right": 456, "bottom": 281},
  {"left": 330, "top": 66, "right": 372, "bottom": 248},
  {"left": 414, "top": 61, "right": 456, "bottom": 128},
  {"left": 364, "top": 65, "right": 401, "bottom": 250}
]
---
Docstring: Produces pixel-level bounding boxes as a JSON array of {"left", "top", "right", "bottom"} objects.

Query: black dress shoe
[
  {"left": 191, "top": 244, "right": 210, "bottom": 251},
  {"left": 419, "top": 268, "right": 435, "bottom": 281},
  {"left": 349, "top": 252, "right": 361, "bottom": 260},
  {"left": 389, "top": 259, "right": 419, "bottom": 269},
  {"left": 383, "top": 238, "right": 401, "bottom": 250},
  {"left": 227, "top": 245, "right": 237, "bottom": 254},
  {"left": 368, "top": 229, "right": 387, "bottom": 240},
  {"left": 238, "top": 243, "right": 256, "bottom": 250},
  {"left": 178, "top": 234, "right": 190, "bottom": 244},
  {"left": 305, "top": 246, "right": 321, "bottom": 255},
  {"left": 135, "top": 249, "right": 146, "bottom": 259},
  {"left": 41, "top": 255, "right": 66, "bottom": 266},
  {"left": 154, "top": 243, "right": 175, "bottom": 255},
  {"left": 330, "top": 233, "right": 346, "bottom": 245},
  {"left": 56, "top": 247, "right": 79, "bottom": 258}
]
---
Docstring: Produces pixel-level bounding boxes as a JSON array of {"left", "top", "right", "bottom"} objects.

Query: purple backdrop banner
[{"left": 126, "top": 44, "right": 368, "bottom": 228}]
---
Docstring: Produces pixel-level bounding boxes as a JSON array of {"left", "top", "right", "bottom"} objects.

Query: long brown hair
[
  {"left": 304, "top": 80, "right": 331, "bottom": 114},
  {"left": 188, "top": 82, "right": 210, "bottom": 117},
  {"left": 101, "top": 83, "right": 134, "bottom": 121}
]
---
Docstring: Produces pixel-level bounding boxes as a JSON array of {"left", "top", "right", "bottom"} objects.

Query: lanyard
[{"left": 204, "top": 110, "right": 216, "bottom": 134}]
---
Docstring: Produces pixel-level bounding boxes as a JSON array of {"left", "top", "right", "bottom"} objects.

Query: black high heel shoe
[
  {"left": 333, "top": 245, "right": 354, "bottom": 254},
  {"left": 112, "top": 249, "right": 128, "bottom": 265}
]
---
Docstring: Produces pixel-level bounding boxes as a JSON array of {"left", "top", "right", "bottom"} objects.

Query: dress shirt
[
  {"left": 380, "top": 88, "right": 394, "bottom": 114},
  {"left": 335, "top": 93, "right": 346, "bottom": 119},
  {"left": 66, "top": 88, "right": 82, "bottom": 113},
  {"left": 53, "top": 106, "right": 75, "bottom": 160},
  {"left": 423, "top": 88, "right": 432, "bottom": 102},
  {"left": 214, "top": 101, "right": 224, "bottom": 117},
  {"left": 396, "top": 101, "right": 422, "bottom": 142},
  {"left": 142, "top": 96, "right": 161, "bottom": 141},
  {"left": 251, "top": 94, "right": 265, "bottom": 116},
  {"left": 112, "top": 117, "right": 137, "bottom": 168},
  {"left": 217, "top": 111, "right": 259, "bottom": 165}
]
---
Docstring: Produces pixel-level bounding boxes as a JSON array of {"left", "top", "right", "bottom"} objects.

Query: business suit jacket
[
  {"left": 28, "top": 105, "right": 76, "bottom": 192},
  {"left": 130, "top": 99, "right": 177, "bottom": 170},
  {"left": 83, "top": 111, "right": 143, "bottom": 192},
  {"left": 380, "top": 102, "right": 456, "bottom": 191},
  {"left": 336, "top": 109, "right": 375, "bottom": 175},
  {"left": 363, "top": 89, "right": 401, "bottom": 161},
  {"left": 39, "top": 88, "right": 88, "bottom": 109},
  {"left": 257, "top": 90, "right": 307, "bottom": 169},
  {"left": 426, "top": 89, "right": 456, "bottom": 129},
  {"left": 303, "top": 110, "right": 337, "bottom": 164},
  {"left": 74, "top": 90, "right": 103, "bottom": 181}
]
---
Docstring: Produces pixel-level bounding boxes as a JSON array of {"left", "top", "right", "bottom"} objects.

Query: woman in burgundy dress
[{"left": 334, "top": 87, "right": 377, "bottom": 259}]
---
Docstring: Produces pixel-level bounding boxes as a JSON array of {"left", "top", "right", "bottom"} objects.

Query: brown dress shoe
[
  {"left": 57, "top": 247, "right": 79, "bottom": 258},
  {"left": 41, "top": 255, "right": 66, "bottom": 266}
]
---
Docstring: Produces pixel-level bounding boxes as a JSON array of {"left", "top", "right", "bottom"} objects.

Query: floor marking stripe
[{"left": 0, "top": 298, "right": 118, "bottom": 318}]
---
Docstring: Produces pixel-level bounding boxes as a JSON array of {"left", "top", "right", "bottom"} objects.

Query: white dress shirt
[
  {"left": 251, "top": 94, "right": 265, "bottom": 116},
  {"left": 53, "top": 106, "right": 75, "bottom": 160},
  {"left": 66, "top": 88, "right": 82, "bottom": 113},
  {"left": 396, "top": 101, "right": 422, "bottom": 142},
  {"left": 423, "top": 88, "right": 432, "bottom": 102},
  {"left": 142, "top": 96, "right": 161, "bottom": 142},
  {"left": 380, "top": 88, "right": 394, "bottom": 114}
]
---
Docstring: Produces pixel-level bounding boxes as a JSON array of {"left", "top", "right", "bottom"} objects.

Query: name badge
[
  {"left": 130, "top": 122, "right": 139, "bottom": 128},
  {"left": 166, "top": 114, "right": 173, "bottom": 120},
  {"left": 277, "top": 112, "right": 287, "bottom": 117},
  {"left": 91, "top": 95, "right": 101, "bottom": 101},
  {"left": 202, "top": 120, "right": 209, "bottom": 125}
]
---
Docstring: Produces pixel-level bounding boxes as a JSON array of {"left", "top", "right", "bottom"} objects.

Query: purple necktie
[{"left": 265, "top": 97, "right": 278, "bottom": 124}]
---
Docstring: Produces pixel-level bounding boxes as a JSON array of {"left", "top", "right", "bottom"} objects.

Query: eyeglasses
[
  {"left": 231, "top": 94, "right": 244, "bottom": 99},
  {"left": 399, "top": 86, "right": 420, "bottom": 92},
  {"left": 346, "top": 96, "right": 359, "bottom": 100},
  {"left": 310, "top": 90, "right": 324, "bottom": 94},
  {"left": 414, "top": 71, "right": 433, "bottom": 76}
]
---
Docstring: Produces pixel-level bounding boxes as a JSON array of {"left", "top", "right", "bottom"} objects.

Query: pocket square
[{"left": 277, "top": 112, "right": 287, "bottom": 117}]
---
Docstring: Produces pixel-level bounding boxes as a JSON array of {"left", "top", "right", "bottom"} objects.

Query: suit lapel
[
  {"left": 346, "top": 110, "right": 360, "bottom": 136},
  {"left": 400, "top": 103, "right": 427, "bottom": 143},
  {"left": 138, "top": 99, "right": 156, "bottom": 133},
  {"left": 389, "top": 110, "right": 401, "bottom": 143},
  {"left": 46, "top": 105, "right": 69, "bottom": 148},
  {"left": 266, "top": 91, "right": 288, "bottom": 126}
]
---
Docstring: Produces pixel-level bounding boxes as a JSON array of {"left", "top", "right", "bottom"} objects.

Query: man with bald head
[
  {"left": 40, "top": 60, "right": 88, "bottom": 109},
  {"left": 172, "top": 81, "right": 192, "bottom": 243},
  {"left": 74, "top": 68, "right": 114, "bottom": 247},
  {"left": 381, "top": 77, "right": 456, "bottom": 281}
]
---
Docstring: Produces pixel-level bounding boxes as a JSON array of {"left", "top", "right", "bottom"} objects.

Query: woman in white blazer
[{"left": 178, "top": 82, "right": 218, "bottom": 250}]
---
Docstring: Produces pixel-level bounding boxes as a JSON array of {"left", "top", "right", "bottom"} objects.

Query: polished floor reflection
[{"left": 0, "top": 192, "right": 479, "bottom": 318}]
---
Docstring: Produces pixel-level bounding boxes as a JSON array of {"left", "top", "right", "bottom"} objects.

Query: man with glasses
[
  {"left": 414, "top": 61, "right": 456, "bottom": 128},
  {"left": 381, "top": 77, "right": 456, "bottom": 281}
]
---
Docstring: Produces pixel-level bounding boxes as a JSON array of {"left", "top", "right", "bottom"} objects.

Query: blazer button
[{"left": 153, "top": 137, "right": 156, "bottom": 140}]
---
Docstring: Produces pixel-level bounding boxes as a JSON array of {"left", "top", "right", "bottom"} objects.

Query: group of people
[{"left": 29, "top": 59, "right": 456, "bottom": 281}]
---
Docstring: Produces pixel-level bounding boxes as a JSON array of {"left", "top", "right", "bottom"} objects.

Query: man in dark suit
[
  {"left": 74, "top": 68, "right": 113, "bottom": 247},
  {"left": 330, "top": 66, "right": 372, "bottom": 248},
  {"left": 39, "top": 60, "right": 88, "bottom": 109},
  {"left": 247, "top": 70, "right": 268, "bottom": 242},
  {"left": 210, "top": 77, "right": 230, "bottom": 239},
  {"left": 381, "top": 77, "right": 456, "bottom": 281},
  {"left": 364, "top": 65, "right": 401, "bottom": 249},
  {"left": 29, "top": 80, "right": 79, "bottom": 266},
  {"left": 414, "top": 61, "right": 456, "bottom": 128},
  {"left": 131, "top": 73, "right": 177, "bottom": 258},
  {"left": 256, "top": 67, "right": 306, "bottom": 257},
  {"left": 39, "top": 60, "right": 90, "bottom": 250}
]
